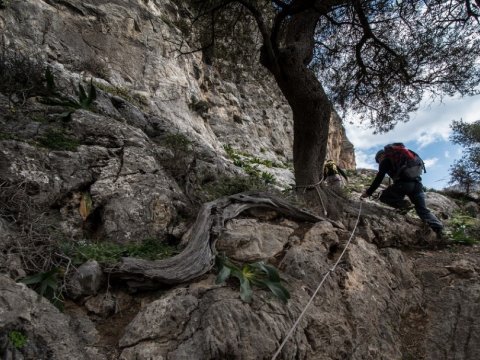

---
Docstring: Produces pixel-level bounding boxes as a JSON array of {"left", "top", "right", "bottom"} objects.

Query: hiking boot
[
  {"left": 399, "top": 199, "right": 413, "bottom": 209},
  {"left": 397, "top": 202, "right": 415, "bottom": 215},
  {"left": 433, "top": 228, "right": 444, "bottom": 240}
]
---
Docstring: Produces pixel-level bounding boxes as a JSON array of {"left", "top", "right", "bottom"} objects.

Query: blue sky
[{"left": 345, "top": 94, "right": 480, "bottom": 190}]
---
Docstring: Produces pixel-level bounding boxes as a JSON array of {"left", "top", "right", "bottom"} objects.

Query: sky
[{"left": 344, "top": 94, "right": 480, "bottom": 190}]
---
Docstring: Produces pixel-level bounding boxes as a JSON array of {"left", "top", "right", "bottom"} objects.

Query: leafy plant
[
  {"left": 189, "top": 96, "right": 210, "bottom": 115},
  {"left": 20, "top": 268, "right": 64, "bottom": 310},
  {"left": 223, "top": 144, "right": 279, "bottom": 186},
  {"left": 8, "top": 330, "right": 27, "bottom": 349},
  {"left": 74, "top": 238, "right": 179, "bottom": 264},
  {"left": 261, "top": 171, "right": 276, "bottom": 185},
  {"left": 39, "top": 75, "right": 97, "bottom": 120},
  {"left": 449, "top": 120, "right": 480, "bottom": 194},
  {"left": 446, "top": 212, "right": 480, "bottom": 245},
  {"left": 215, "top": 255, "right": 290, "bottom": 304},
  {"left": 164, "top": 133, "right": 193, "bottom": 154},
  {"left": 93, "top": 81, "right": 148, "bottom": 107},
  {"left": 37, "top": 129, "right": 80, "bottom": 151},
  {"left": 202, "top": 175, "right": 267, "bottom": 200},
  {"left": 78, "top": 57, "right": 109, "bottom": 79},
  {"left": 0, "top": 46, "right": 46, "bottom": 103}
]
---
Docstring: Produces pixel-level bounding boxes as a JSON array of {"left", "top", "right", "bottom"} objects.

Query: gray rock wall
[
  {"left": 2, "top": 2, "right": 478, "bottom": 360},
  {"left": 0, "top": 0, "right": 354, "bottom": 168}
]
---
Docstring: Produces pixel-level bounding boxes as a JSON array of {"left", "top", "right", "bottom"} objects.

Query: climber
[
  {"left": 360, "top": 143, "right": 444, "bottom": 239},
  {"left": 323, "top": 160, "right": 348, "bottom": 188}
]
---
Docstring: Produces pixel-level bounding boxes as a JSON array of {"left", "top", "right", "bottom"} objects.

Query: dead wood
[{"left": 105, "top": 192, "right": 321, "bottom": 289}]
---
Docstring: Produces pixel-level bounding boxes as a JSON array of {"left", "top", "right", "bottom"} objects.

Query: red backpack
[{"left": 383, "top": 143, "right": 426, "bottom": 181}]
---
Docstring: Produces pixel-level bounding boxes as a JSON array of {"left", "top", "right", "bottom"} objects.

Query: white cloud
[
  {"left": 444, "top": 150, "right": 450, "bottom": 158},
  {"left": 354, "top": 149, "right": 377, "bottom": 169},
  {"left": 345, "top": 94, "right": 480, "bottom": 151},
  {"left": 423, "top": 157, "right": 439, "bottom": 168},
  {"left": 417, "top": 132, "right": 439, "bottom": 149}
]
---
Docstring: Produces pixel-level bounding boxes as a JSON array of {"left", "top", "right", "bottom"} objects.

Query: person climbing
[
  {"left": 360, "top": 143, "right": 444, "bottom": 239},
  {"left": 323, "top": 159, "right": 348, "bottom": 188}
]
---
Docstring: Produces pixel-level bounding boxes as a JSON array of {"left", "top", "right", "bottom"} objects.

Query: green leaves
[
  {"left": 77, "top": 81, "right": 97, "bottom": 109},
  {"left": 39, "top": 72, "right": 97, "bottom": 120},
  {"left": 447, "top": 212, "right": 480, "bottom": 245},
  {"left": 20, "top": 268, "right": 64, "bottom": 310},
  {"left": 215, "top": 255, "right": 290, "bottom": 304},
  {"left": 72, "top": 238, "right": 179, "bottom": 264},
  {"left": 8, "top": 331, "right": 27, "bottom": 350}
]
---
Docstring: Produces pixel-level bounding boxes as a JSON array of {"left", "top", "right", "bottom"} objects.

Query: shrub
[
  {"left": 74, "top": 238, "right": 179, "bottom": 264},
  {"left": 164, "top": 133, "right": 193, "bottom": 154},
  {"left": 202, "top": 175, "right": 268, "bottom": 200},
  {"left": 20, "top": 268, "right": 64, "bottom": 310},
  {"left": 189, "top": 97, "right": 210, "bottom": 115},
  {"left": 223, "top": 144, "right": 279, "bottom": 186},
  {"left": 446, "top": 212, "right": 480, "bottom": 245},
  {"left": 0, "top": 46, "right": 47, "bottom": 103},
  {"left": 93, "top": 81, "right": 147, "bottom": 108},
  {"left": 37, "top": 129, "right": 80, "bottom": 151},
  {"left": 39, "top": 76, "right": 97, "bottom": 120},
  {"left": 8, "top": 330, "right": 27, "bottom": 349},
  {"left": 77, "top": 57, "right": 109, "bottom": 79}
]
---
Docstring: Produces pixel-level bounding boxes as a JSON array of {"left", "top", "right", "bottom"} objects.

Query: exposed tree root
[{"left": 105, "top": 192, "right": 322, "bottom": 289}]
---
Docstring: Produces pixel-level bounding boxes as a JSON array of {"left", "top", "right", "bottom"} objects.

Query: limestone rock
[
  {"left": 68, "top": 260, "right": 104, "bottom": 299},
  {"left": 425, "top": 192, "right": 460, "bottom": 219},
  {"left": 0, "top": 275, "right": 103, "bottom": 360},
  {"left": 216, "top": 218, "right": 295, "bottom": 262}
]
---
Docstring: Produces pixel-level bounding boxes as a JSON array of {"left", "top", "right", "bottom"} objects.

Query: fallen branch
[{"left": 105, "top": 192, "right": 321, "bottom": 288}]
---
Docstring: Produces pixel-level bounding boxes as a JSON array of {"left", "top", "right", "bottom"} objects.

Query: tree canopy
[
  {"left": 182, "top": 0, "right": 480, "bottom": 186},
  {"left": 449, "top": 119, "right": 480, "bottom": 194}
]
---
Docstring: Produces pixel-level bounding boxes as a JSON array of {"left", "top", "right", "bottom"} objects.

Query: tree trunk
[
  {"left": 261, "top": 9, "right": 332, "bottom": 188},
  {"left": 275, "top": 54, "right": 332, "bottom": 188}
]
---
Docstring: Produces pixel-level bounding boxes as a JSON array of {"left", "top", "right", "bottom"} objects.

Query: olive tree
[
  {"left": 183, "top": 0, "right": 480, "bottom": 188},
  {"left": 449, "top": 119, "right": 480, "bottom": 194}
]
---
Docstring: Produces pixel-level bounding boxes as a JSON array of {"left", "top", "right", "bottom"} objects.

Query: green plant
[
  {"left": 446, "top": 212, "right": 480, "bottom": 245},
  {"left": 215, "top": 255, "right": 290, "bottom": 304},
  {"left": 203, "top": 175, "right": 267, "bottom": 200},
  {"left": 189, "top": 97, "right": 209, "bottom": 115},
  {"left": 74, "top": 238, "right": 179, "bottom": 264},
  {"left": 20, "top": 268, "right": 64, "bottom": 310},
  {"left": 37, "top": 129, "right": 80, "bottom": 151},
  {"left": 78, "top": 57, "right": 109, "bottom": 79},
  {"left": 93, "top": 81, "right": 149, "bottom": 108},
  {"left": 261, "top": 171, "right": 276, "bottom": 185},
  {"left": 39, "top": 75, "right": 97, "bottom": 120},
  {"left": 164, "top": 133, "right": 193, "bottom": 154},
  {"left": 0, "top": 131, "right": 19, "bottom": 141},
  {"left": 162, "top": 132, "right": 196, "bottom": 187},
  {"left": 223, "top": 145, "right": 279, "bottom": 186},
  {"left": 8, "top": 330, "right": 27, "bottom": 349},
  {"left": 124, "top": 238, "right": 179, "bottom": 260},
  {"left": 0, "top": 46, "right": 46, "bottom": 103}
]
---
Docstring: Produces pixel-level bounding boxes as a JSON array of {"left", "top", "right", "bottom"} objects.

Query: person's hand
[{"left": 360, "top": 191, "right": 369, "bottom": 199}]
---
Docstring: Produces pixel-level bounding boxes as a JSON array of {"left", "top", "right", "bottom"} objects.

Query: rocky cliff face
[
  {"left": 1, "top": 1, "right": 479, "bottom": 360},
  {"left": 0, "top": 0, "right": 354, "bottom": 168}
]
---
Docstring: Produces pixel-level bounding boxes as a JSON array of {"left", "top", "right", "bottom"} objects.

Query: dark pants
[{"left": 379, "top": 181, "right": 443, "bottom": 231}]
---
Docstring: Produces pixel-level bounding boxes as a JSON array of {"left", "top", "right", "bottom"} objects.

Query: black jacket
[{"left": 365, "top": 158, "right": 421, "bottom": 196}]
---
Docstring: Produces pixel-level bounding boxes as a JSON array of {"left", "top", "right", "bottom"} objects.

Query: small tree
[
  {"left": 449, "top": 120, "right": 480, "bottom": 194},
  {"left": 181, "top": 0, "right": 480, "bottom": 189}
]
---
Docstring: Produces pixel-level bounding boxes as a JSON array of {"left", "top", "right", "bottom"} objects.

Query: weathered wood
[{"left": 105, "top": 192, "right": 321, "bottom": 288}]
